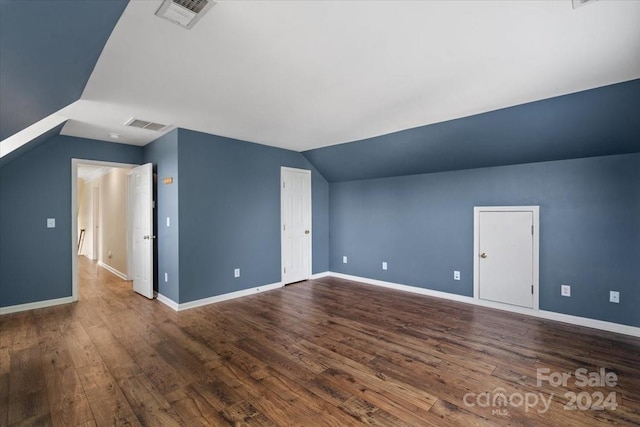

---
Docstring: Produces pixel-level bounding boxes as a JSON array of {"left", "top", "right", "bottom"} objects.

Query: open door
[{"left": 129, "top": 163, "right": 154, "bottom": 299}]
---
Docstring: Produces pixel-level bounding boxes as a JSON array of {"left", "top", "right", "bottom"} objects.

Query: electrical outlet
[
  {"left": 561, "top": 284, "right": 571, "bottom": 297},
  {"left": 343, "top": 256, "right": 348, "bottom": 264},
  {"left": 164, "top": 272, "right": 168, "bottom": 283},
  {"left": 609, "top": 291, "right": 620, "bottom": 303},
  {"left": 453, "top": 270, "right": 460, "bottom": 281},
  {"left": 234, "top": 268, "right": 240, "bottom": 278},
  {"left": 47, "top": 218, "right": 56, "bottom": 228},
  {"left": 382, "top": 262, "right": 388, "bottom": 270}
]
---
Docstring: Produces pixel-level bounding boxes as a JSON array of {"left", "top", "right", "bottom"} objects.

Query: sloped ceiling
[
  {"left": 63, "top": 0, "right": 640, "bottom": 149},
  {"left": 303, "top": 79, "right": 640, "bottom": 182},
  {"left": 1, "top": 0, "right": 639, "bottom": 177},
  {"left": 0, "top": 0, "right": 128, "bottom": 141}
]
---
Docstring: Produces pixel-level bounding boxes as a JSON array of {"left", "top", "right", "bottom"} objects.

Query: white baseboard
[
  {"left": 97, "top": 261, "right": 128, "bottom": 280},
  {"left": 156, "top": 281, "right": 284, "bottom": 312},
  {"left": 155, "top": 292, "right": 179, "bottom": 311},
  {"left": 327, "top": 272, "right": 640, "bottom": 338},
  {"left": 0, "top": 296, "right": 74, "bottom": 315},
  {"left": 537, "top": 310, "right": 640, "bottom": 338},
  {"left": 310, "top": 271, "right": 331, "bottom": 280}
]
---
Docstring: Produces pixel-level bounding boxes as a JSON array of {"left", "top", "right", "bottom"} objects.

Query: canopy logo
[{"left": 462, "top": 367, "right": 618, "bottom": 417}]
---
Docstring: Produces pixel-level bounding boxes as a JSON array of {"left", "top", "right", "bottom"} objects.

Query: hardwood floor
[{"left": 1, "top": 257, "right": 639, "bottom": 426}]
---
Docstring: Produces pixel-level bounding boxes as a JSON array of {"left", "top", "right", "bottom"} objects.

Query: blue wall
[
  {"left": 177, "top": 129, "right": 329, "bottom": 303},
  {"left": 1, "top": 111, "right": 637, "bottom": 331},
  {"left": 143, "top": 130, "right": 179, "bottom": 303},
  {"left": 329, "top": 153, "right": 640, "bottom": 327},
  {"left": 0, "top": 128, "right": 329, "bottom": 308},
  {"left": 0, "top": 135, "right": 143, "bottom": 307},
  {"left": 0, "top": 0, "right": 129, "bottom": 140},
  {"left": 303, "top": 79, "right": 640, "bottom": 182}
]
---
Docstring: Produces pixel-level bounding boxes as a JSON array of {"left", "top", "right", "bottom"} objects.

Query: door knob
[
  {"left": 304, "top": 230, "right": 310, "bottom": 234},
  {"left": 480, "top": 252, "right": 487, "bottom": 259},
  {"left": 143, "top": 235, "right": 156, "bottom": 240}
]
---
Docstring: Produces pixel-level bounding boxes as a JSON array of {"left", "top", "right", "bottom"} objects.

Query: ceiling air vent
[
  {"left": 155, "top": 0, "right": 214, "bottom": 29},
  {"left": 572, "top": 0, "right": 598, "bottom": 9},
  {"left": 124, "top": 118, "right": 169, "bottom": 132}
]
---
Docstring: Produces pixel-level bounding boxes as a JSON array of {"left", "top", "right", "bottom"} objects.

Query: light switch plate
[
  {"left": 343, "top": 256, "right": 348, "bottom": 264},
  {"left": 561, "top": 284, "right": 571, "bottom": 297},
  {"left": 382, "top": 262, "right": 387, "bottom": 270},
  {"left": 234, "top": 268, "right": 240, "bottom": 278},
  {"left": 166, "top": 217, "right": 170, "bottom": 227},
  {"left": 47, "top": 218, "right": 56, "bottom": 228}
]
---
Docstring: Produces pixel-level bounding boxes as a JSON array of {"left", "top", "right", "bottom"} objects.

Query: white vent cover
[
  {"left": 124, "top": 118, "right": 169, "bottom": 132},
  {"left": 572, "top": 0, "right": 598, "bottom": 9},
  {"left": 155, "top": 0, "right": 214, "bottom": 29}
]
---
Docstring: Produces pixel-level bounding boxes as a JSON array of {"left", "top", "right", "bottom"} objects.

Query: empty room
[{"left": 1, "top": 0, "right": 639, "bottom": 426}]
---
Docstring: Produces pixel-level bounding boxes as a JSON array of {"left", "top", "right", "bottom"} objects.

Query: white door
[
  {"left": 128, "top": 163, "right": 154, "bottom": 299},
  {"left": 281, "top": 167, "right": 311, "bottom": 284},
  {"left": 476, "top": 208, "right": 538, "bottom": 308}
]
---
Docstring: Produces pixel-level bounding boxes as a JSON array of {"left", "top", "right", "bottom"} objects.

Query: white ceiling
[
  {"left": 60, "top": 0, "right": 640, "bottom": 151},
  {"left": 77, "top": 165, "right": 114, "bottom": 182}
]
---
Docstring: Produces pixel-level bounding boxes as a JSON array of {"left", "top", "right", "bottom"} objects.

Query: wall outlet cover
[
  {"left": 47, "top": 218, "right": 56, "bottom": 228},
  {"left": 343, "top": 256, "right": 348, "bottom": 264},
  {"left": 561, "top": 284, "right": 571, "bottom": 297},
  {"left": 382, "top": 262, "right": 388, "bottom": 270},
  {"left": 454, "top": 270, "right": 460, "bottom": 281},
  {"left": 609, "top": 291, "right": 620, "bottom": 303},
  {"left": 234, "top": 268, "right": 240, "bottom": 278}
]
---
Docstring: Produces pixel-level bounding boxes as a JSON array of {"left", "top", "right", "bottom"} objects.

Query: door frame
[
  {"left": 92, "top": 186, "right": 100, "bottom": 261},
  {"left": 71, "top": 158, "right": 137, "bottom": 302},
  {"left": 473, "top": 206, "right": 540, "bottom": 311},
  {"left": 280, "top": 166, "right": 312, "bottom": 284}
]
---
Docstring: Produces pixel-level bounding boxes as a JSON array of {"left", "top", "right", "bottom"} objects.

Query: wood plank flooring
[{"left": 1, "top": 256, "right": 639, "bottom": 426}]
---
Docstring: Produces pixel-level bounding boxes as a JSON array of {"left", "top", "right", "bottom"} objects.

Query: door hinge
[
  {"left": 283, "top": 267, "right": 286, "bottom": 274},
  {"left": 531, "top": 225, "right": 534, "bottom": 235},
  {"left": 283, "top": 182, "right": 286, "bottom": 188},
  {"left": 531, "top": 285, "right": 534, "bottom": 295},
  {"left": 283, "top": 224, "right": 286, "bottom": 231}
]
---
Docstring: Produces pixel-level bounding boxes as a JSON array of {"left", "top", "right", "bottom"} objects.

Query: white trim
[
  {"left": 157, "top": 282, "right": 284, "bottom": 312},
  {"left": 97, "top": 261, "right": 128, "bottom": 281},
  {"left": 281, "top": 166, "right": 312, "bottom": 284},
  {"left": 155, "top": 292, "right": 180, "bottom": 311},
  {"left": 326, "top": 272, "right": 640, "bottom": 338},
  {"left": 71, "top": 158, "right": 137, "bottom": 302},
  {"left": 330, "top": 272, "right": 475, "bottom": 304},
  {"left": 0, "top": 297, "right": 74, "bottom": 315},
  {"left": 126, "top": 173, "right": 133, "bottom": 281},
  {"left": 537, "top": 310, "right": 640, "bottom": 338},
  {"left": 0, "top": 113, "right": 67, "bottom": 158},
  {"left": 310, "top": 271, "right": 331, "bottom": 280},
  {"left": 473, "top": 206, "right": 540, "bottom": 310}
]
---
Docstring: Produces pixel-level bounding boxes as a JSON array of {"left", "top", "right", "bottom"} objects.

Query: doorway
[
  {"left": 473, "top": 206, "right": 539, "bottom": 309},
  {"left": 92, "top": 186, "right": 100, "bottom": 260},
  {"left": 72, "top": 159, "right": 137, "bottom": 301},
  {"left": 281, "top": 167, "right": 312, "bottom": 284}
]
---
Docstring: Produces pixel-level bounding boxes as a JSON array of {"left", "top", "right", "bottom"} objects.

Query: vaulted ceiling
[
  {"left": 1, "top": 0, "right": 640, "bottom": 172},
  {"left": 0, "top": 0, "right": 128, "bottom": 142}
]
